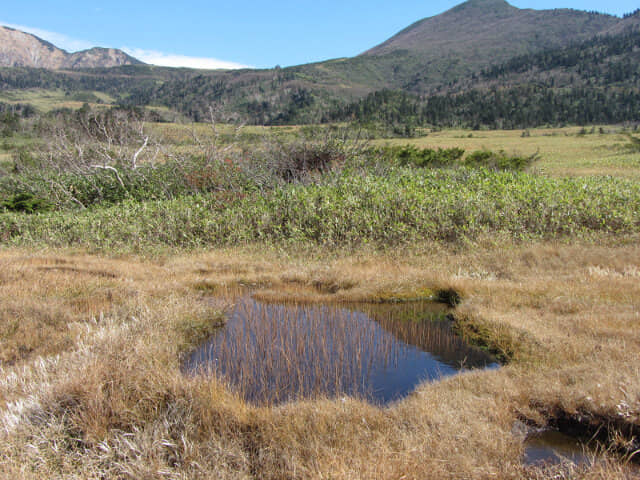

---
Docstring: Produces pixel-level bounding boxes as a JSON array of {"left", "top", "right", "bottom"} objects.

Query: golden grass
[
  {"left": 0, "top": 241, "right": 639, "bottom": 478},
  {"left": 378, "top": 127, "right": 640, "bottom": 178}
]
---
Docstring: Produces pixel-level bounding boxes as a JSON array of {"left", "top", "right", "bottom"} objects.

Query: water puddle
[
  {"left": 524, "top": 429, "right": 594, "bottom": 466},
  {"left": 183, "top": 297, "right": 499, "bottom": 405}
]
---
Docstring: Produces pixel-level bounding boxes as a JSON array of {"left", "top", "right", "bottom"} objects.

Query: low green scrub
[
  {"left": 382, "top": 145, "right": 537, "bottom": 171},
  {"left": 463, "top": 149, "right": 538, "bottom": 171},
  {"left": 0, "top": 156, "right": 256, "bottom": 210},
  {"left": 2, "top": 168, "right": 638, "bottom": 251},
  {"left": 385, "top": 145, "right": 465, "bottom": 168},
  {"left": 1, "top": 192, "right": 53, "bottom": 214},
  {"left": 0, "top": 123, "right": 366, "bottom": 210}
]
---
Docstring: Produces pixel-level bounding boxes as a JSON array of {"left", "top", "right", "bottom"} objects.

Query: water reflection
[
  {"left": 184, "top": 298, "right": 499, "bottom": 405},
  {"left": 524, "top": 430, "right": 593, "bottom": 466}
]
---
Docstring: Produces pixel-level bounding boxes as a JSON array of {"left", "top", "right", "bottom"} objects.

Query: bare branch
[
  {"left": 131, "top": 135, "right": 149, "bottom": 169},
  {"left": 90, "top": 165, "right": 126, "bottom": 189}
]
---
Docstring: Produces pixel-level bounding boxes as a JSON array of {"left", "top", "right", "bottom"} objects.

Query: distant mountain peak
[
  {"left": 362, "top": 0, "right": 619, "bottom": 60},
  {"left": 0, "top": 25, "right": 143, "bottom": 69},
  {"left": 450, "top": 0, "right": 514, "bottom": 12}
]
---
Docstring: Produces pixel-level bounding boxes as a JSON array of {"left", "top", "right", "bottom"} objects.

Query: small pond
[
  {"left": 524, "top": 429, "right": 593, "bottom": 466},
  {"left": 183, "top": 297, "right": 499, "bottom": 405}
]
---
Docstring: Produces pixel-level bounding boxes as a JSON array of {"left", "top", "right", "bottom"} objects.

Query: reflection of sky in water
[{"left": 184, "top": 298, "right": 499, "bottom": 405}]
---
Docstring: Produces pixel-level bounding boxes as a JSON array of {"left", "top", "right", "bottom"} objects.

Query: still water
[
  {"left": 184, "top": 298, "right": 499, "bottom": 405},
  {"left": 524, "top": 429, "right": 593, "bottom": 466}
]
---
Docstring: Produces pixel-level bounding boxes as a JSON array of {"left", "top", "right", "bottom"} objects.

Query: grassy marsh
[
  {"left": 143, "top": 122, "right": 640, "bottom": 178},
  {"left": 0, "top": 120, "right": 639, "bottom": 478},
  {"left": 0, "top": 241, "right": 639, "bottom": 478},
  {"left": 2, "top": 168, "right": 639, "bottom": 252}
]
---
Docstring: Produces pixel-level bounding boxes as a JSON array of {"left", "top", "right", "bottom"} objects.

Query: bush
[
  {"left": 1, "top": 155, "right": 255, "bottom": 210},
  {"left": 1, "top": 192, "right": 53, "bottom": 214},
  {"left": 239, "top": 127, "right": 369, "bottom": 185},
  {"left": 383, "top": 145, "right": 465, "bottom": 168},
  {"left": 381, "top": 145, "right": 536, "bottom": 171},
  {"left": 463, "top": 149, "right": 538, "bottom": 171}
]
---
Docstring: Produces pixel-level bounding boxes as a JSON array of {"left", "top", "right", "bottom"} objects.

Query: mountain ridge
[{"left": 0, "top": 25, "right": 142, "bottom": 69}]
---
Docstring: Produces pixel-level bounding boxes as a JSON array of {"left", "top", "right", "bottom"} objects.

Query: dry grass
[{"left": 0, "top": 241, "right": 639, "bottom": 478}]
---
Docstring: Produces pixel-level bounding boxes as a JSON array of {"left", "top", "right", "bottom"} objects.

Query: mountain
[
  {"left": 365, "top": 0, "right": 617, "bottom": 58},
  {"left": 1, "top": 0, "right": 639, "bottom": 127},
  {"left": 222, "top": 0, "right": 631, "bottom": 103},
  {"left": 0, "top": 26, "right": 142, "bottom": 69},
  {"left": 358, "top": 0, "right": 621, "bottom": 92},
  {"left": 326, "top": 26, "right": 640, "bottom": 131},
  {"left": 64, "top": 47, "right": 143, "bottom": 69}
]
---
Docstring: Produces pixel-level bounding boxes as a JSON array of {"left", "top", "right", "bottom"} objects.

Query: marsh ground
[
  {"left": 1, "top": 124, "right": 639, "bottom": 479},
  {"left": 0, "top": 239, "right": 639, "bottom": 479}
]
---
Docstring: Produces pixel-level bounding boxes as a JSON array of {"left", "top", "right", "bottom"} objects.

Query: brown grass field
[{"left": 1, "top": 237, "right": 639, "bottom": 478}]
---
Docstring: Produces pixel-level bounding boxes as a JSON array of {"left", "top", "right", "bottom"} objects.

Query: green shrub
[
  {"left": 380, "top": 145, "right": 536, "bottom": 171},
  {"left": 1, "top": 156, "right": 256, "bottom": 210},
  {"left": 384, "top": 145, "right": 465, "bottom": 168},
  {"left": 1, "top": 193, "right": 53, "bottom": 214},
  {"left": 463, "top": 149, "right": 538, "bottom": 171}
]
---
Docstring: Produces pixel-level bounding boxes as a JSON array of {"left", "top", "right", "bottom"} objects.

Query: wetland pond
[
  {"left": 183, "top": 297, "right": 499, "bottom": 405},
  {"left": 524, "top": 429, "right": 594, "bottom": 466}
]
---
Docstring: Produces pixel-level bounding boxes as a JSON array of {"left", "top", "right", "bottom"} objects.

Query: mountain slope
[
  {"left": 326, "top": 22, "right": 640, "bottom": 129},
  {"left": 0, "top": 26, "right": 142, "bottom": 69},
  {"left": 1, "top": 0, "right": 639, "bottom": 127},
  {"left": 0, "top": 26, "right": 67, "bottom": 69},
  {"left": 357, "top": 0, "right": 621, "bottom": 92},
  {"left": 365, "top": 0, "right": 617, "bottom": 57}
]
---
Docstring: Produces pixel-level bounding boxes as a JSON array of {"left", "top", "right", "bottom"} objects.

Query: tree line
[{"left": 327, "top": 86, "right": 640, "bottom": 130}]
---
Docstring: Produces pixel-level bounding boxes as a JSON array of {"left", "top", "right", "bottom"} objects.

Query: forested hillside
[{"left": 1, "top": 0, "right": 639, "bottom": 128}]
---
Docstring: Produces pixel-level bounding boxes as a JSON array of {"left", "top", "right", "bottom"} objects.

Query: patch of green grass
[
  {"left": 0, "top": 89, "right": 116, "bottom": 112},
  {"left": 0, "top": 134, "right": 38, "bottom": 151}
]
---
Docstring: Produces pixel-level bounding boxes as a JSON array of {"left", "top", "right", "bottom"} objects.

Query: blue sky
[{"left": 1, "top": 0, "right": 637, "bottom": 69}]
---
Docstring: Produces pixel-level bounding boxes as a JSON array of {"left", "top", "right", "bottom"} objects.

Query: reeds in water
[{"left": 185, "top": 298, "right": 497, "bottom": 405}]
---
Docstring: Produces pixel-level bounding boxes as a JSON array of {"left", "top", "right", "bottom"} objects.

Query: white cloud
[
  {"left": 122, "top": 48, "right": 252, "bottom": 70},
  {"left": 1, "top": 21, "right": 94, "bottom": 52}
]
